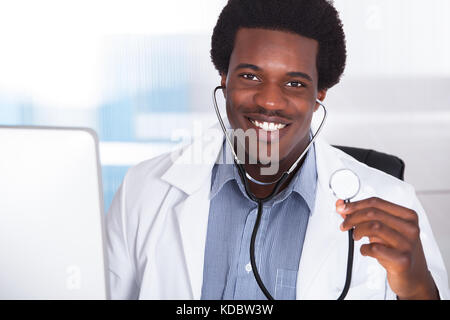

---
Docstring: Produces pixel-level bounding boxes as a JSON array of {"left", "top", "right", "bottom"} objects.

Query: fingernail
[{"left": 337, "top": 204, "right": 346, "bottom": 212}]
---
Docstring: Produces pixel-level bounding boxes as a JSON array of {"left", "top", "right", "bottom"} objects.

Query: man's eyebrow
[
  {"left": 234, "top": 63, "right": 313, "bottom": 82},
  {"left": 234, "top": 63, "right": 261, "bottom": 72},
  {"left": 286, "top": 71, "right": 313, "bottom": 82}
]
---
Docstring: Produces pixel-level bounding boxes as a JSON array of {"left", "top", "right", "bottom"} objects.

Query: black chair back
[{"left": 333, "top": 145, "right": 405, "bottom": 181}]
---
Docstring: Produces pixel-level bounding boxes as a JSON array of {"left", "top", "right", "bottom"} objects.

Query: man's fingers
[
  {"left": 360, "top": 243, "right": 412, "bottom": 275},
  {"left": 340, "top": 207, "right": 420, "bottom": 241},
  {"left": 336, "top": 197, "right": 418, "bottom": 223},
  {"left": 352, "top": 221, "right": 412, "bottom": 251}
]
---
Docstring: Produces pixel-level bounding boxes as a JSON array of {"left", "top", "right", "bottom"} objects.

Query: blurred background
[{"left": 0, "top": 0, "right": 449, "bottom": 285}]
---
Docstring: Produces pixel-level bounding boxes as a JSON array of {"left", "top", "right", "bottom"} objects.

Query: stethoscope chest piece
[
  {"left": 329, "top": 168, "right": 361, "bottom": 203},
  {"left": 329, "top": 168, "right": 361, "bottom": 300}
]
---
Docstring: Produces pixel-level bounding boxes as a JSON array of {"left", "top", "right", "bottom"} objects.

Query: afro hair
[{"left": 211, "top": 0, "right": 347, "bottom": 90}]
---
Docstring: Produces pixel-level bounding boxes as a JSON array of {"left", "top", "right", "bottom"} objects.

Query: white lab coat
[{"left": 106, "top": 124, "right": 449, "bottom": 300}]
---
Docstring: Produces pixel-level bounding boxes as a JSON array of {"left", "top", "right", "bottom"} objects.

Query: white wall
[{"left": 326, "top": 0, "right": 450, "bottom": 287}]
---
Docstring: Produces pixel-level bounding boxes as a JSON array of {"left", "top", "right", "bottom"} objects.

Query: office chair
[{"left": 333, "top": 145, "right": 405, "bottom": 181}]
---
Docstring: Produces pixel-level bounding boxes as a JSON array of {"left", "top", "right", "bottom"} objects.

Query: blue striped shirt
[{"left": 201, "top": 142, "right": 317, "bottom": 300}]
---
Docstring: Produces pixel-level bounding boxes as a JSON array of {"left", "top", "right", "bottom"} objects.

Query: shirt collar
[
  {"left": 209, "top": 162, "right": 236, "bottom": 200},
  {"left": 209, "top": 139, "right": 317, "bottom": 212},
  {"left": 288, "top": 142, "right": 317, "bottom": 212}
]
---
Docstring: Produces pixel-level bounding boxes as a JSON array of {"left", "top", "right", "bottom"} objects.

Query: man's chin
[{"left": 240, "top": 143, "right": 281, "bottom": 165}]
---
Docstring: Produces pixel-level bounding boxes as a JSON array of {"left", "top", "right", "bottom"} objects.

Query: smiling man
[
  {"left": 219, "top": 28, "right": 326, "bottom": 199},
  {"left": 106, "top": 0, "right": 449, "bottom": 300}
]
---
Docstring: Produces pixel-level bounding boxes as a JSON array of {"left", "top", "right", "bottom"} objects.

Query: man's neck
[{"left": 242, "top": 154, "right": 306, "bottom": 200}]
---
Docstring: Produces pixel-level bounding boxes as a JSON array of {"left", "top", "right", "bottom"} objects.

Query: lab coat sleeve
[
  {"left": 385, "top": 185, "right": 450, "bottom": 300},
  {"left": 105, "top": 179, "right": 139, "bottom": 300}
]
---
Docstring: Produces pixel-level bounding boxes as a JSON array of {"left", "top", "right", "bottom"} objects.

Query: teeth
[{"left": 250, "top": 119, "right": 287, "bottom": 131}]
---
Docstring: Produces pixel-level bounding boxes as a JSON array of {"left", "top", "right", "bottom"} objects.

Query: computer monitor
[{"left": 0, "top": 125, "right": 108, "bottom": 299}]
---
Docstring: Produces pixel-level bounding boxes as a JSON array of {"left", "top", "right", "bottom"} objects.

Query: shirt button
[{"left": 245, "top": 263, "right": 252, "bottom": 273}]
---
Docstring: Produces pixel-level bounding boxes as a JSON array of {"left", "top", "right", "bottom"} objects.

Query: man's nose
[{"left": 253, "top": 83, "right": 288, "bottom": 111}]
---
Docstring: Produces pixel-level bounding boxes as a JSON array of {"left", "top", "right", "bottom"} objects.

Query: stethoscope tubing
[{"left": 212, "top": 86, "right": 354, "bottom": 300}]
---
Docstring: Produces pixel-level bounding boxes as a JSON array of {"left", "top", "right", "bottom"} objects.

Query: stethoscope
[{"left": 212, "top": 85, "right": 360, "bottom": 300}]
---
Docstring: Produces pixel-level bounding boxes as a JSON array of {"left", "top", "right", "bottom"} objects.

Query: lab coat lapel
[
  {"left": 173, "top": 182, "right": 211, "bottom": 299},
  {"left": 296, "top": 138, "right": 378, "bottom": 299},
  {"left": 161, "top": 123, "right": 224, "bottom": 299},
  {"left": 296, "top": 138, "right": 346, "bottom": 299}
]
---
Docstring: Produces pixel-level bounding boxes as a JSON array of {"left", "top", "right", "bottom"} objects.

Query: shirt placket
[{"left": 233, "top": 202, "right": 272, "bottom": 299}]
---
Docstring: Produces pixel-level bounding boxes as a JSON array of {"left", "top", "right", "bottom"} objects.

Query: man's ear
[
  {"left": 314, "top": 89, "right": 327, "bottom": 112},
  {"left": 220, "top": 73, "right": 227, "bottom": 98}
]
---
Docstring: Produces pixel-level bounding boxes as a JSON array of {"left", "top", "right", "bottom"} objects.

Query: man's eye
[
  {"left": 286, "top": 81, "right": 304, "bottom": 88},
  {"left": 241, "top": 74, "right": 259, "bottom": 81}
]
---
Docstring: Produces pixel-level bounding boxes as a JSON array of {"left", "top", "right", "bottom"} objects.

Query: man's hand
[{"left": 336, "top": 197, "right": 439, "bottom": 300}]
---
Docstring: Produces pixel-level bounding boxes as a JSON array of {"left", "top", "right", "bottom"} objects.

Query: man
[{"left": 106, "top": 0, "right": 449, "bottom": 299}]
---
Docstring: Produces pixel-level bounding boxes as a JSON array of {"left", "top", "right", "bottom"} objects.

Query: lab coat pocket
[
  {"left": 274, "top": 268, "right": 298, "bottom": 300},
  {"left": 343, "top": 263, "right": 387, "bottom": 300}
]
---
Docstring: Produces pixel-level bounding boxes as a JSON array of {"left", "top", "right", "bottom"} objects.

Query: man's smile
[
  {"left": 250, "top": 119, "right": 286, "bottom": 131},
  {"left": 243, "top": 113, "right": 292, "bottom": 143},
  {"left": 244, "top": 113, "right": 292, "bottom": 132}
]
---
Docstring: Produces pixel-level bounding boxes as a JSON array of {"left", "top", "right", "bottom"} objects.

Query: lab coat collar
[
  {"left": 160, "top": 121, "right": 352, "bottom": 205},
  {"left": 161, "top": 122, "right": 223, "bottom": 195},
  {"left": 161, "top": 123, "right": 324, "bottom": 199}
]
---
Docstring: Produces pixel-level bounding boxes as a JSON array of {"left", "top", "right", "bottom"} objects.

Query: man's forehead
[{"left": 230, "top": 28, "right": 319, "bottom": 75}]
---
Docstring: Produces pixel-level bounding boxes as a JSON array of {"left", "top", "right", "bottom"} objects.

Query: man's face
[{"left": 221, "top": 28, "right": 326, "bottom": 168}]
